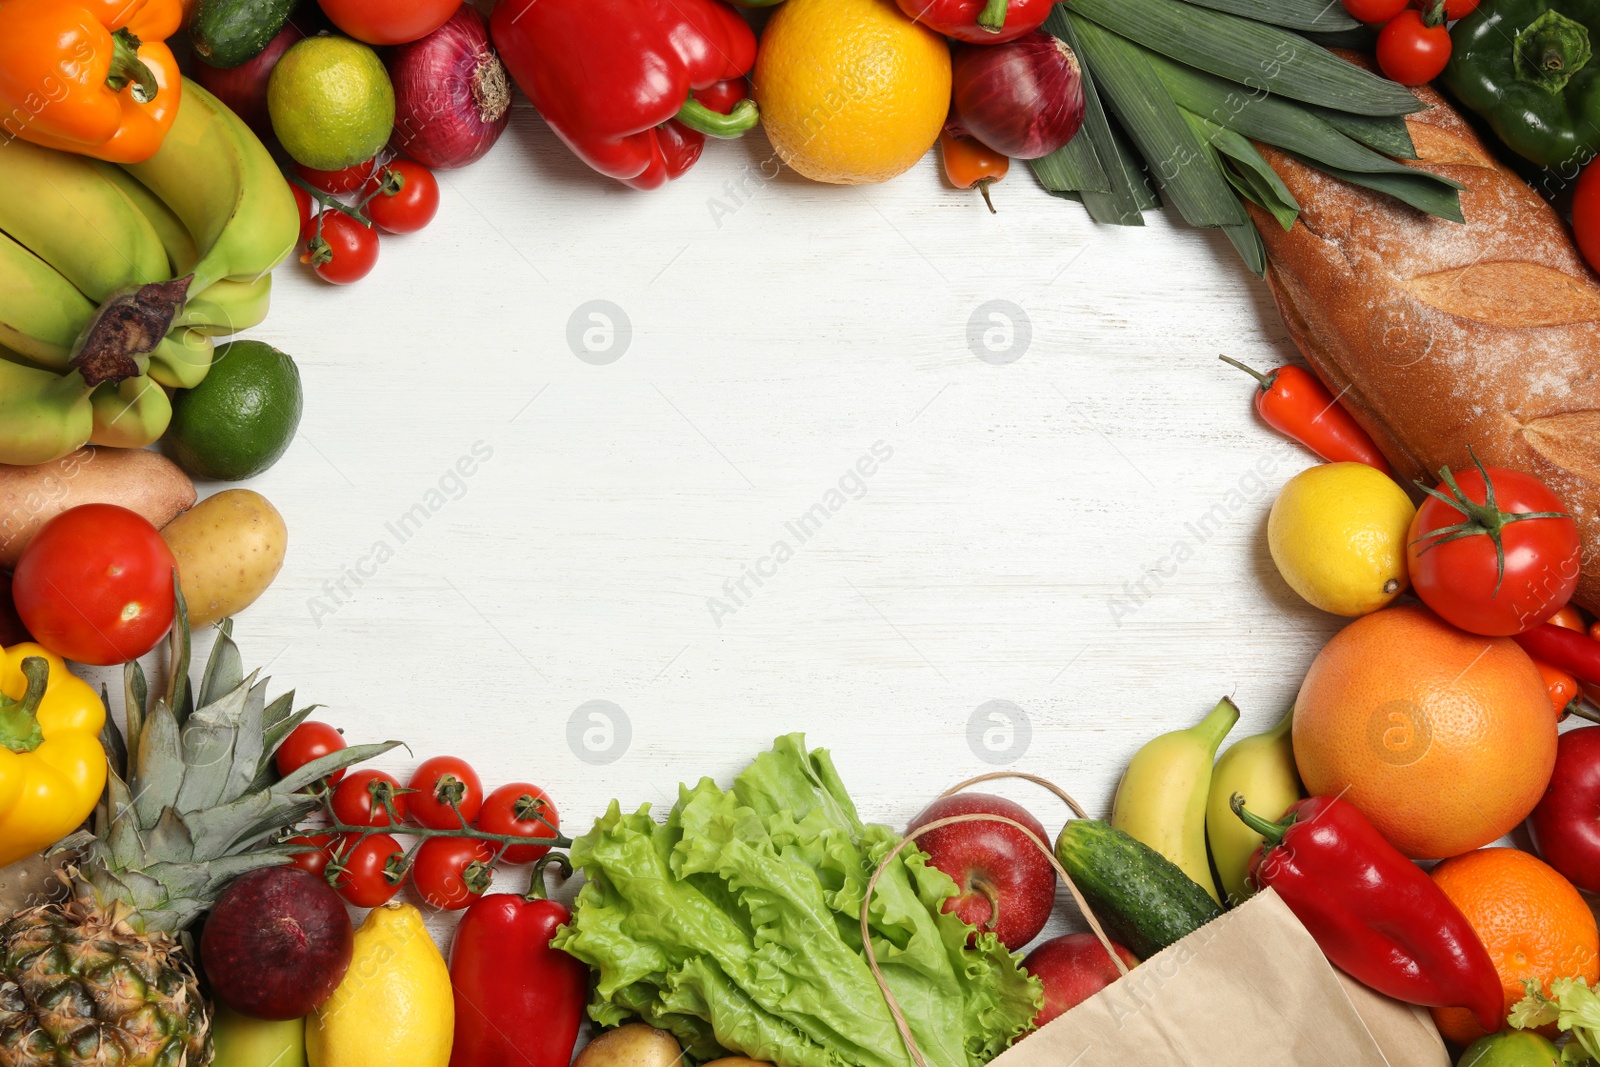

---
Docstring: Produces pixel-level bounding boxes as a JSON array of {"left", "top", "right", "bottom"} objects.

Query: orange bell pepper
[{"left": 0, "top": 0, "right": 182, "bottom": 163}]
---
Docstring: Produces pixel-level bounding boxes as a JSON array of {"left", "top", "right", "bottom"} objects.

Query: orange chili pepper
[
  {"left": 0, "top": 0, "right": 182, "bottom": 163},
  {"left": 1536, "top": 659, "right": 1584, "bottom": 721},
  {"left": 1550, "top": 605, "right": 1588, "bottom": 631},
  {"left": 940, "top": 129, "right": 1008, "bottom": 213}
]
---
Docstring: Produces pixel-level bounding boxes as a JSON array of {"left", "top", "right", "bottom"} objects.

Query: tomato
[
  {"left": 1572, "top": 159, "right": 1600, "bottom": 275},
  {"left": 1341, "top": 0, "right": 1407, "bottom": 23},
  {"left": 0, "top": 573, "right": 29, "bottom": 647},
  {"left": 288, "top": 832, "right": 337, "bottom": 879},
  {"left": 12, "top": 504, "right": 176, "bottom": 665},
  {"left": 295, "top": 158, "right": 377, "bottom": 195},
  {"left": 331, "top": 769, "right": 408, "bottom": 827},
  {"left": 275, "top": 721, "right": 348, "bottom": 786},
  {"left": 316, "top": 0, "right": 460, "bottom": 45},
  {"left": 476, "top": 782, "right": 560, "bottom": 864},
  {"left": 292, "top": 185, "right": 318, "bottom": 243},
  {"left": 305, "top": 211, "right": 378, "bottom": 285},
  {"left": 407, "top": 756, "right": 483, "bottom": 830},
  {"left": 363, "top": 161, "right": 439, "bottom": 235},
  {"left": 1443, "top": 0, "right": 1479, "bottom": 18},
  {"left": 412, "top": 836, "right": 495, "bottom": 911},
  {"left": 1376, "top": 10, "right": 1452, "bottom": 85},
  {"left": 1406, "top": 459, "right": 1581, "bottom": 635},
  {"left": 330, "top": 832, "right": 405, "bottom": 908}
]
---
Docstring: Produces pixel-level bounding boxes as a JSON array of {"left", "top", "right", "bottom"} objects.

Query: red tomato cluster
[
  {"left": 294, "top": 158, "right": 441, "bottom": 285},
  {"left": 1339, "top": 0, "right": 1475, "bottom": 86},
  {"left": 276, "top": 722, "right": 559, "bottom": 911}
]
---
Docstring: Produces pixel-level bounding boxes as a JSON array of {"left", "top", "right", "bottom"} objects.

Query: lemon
[
  {"left": 1268, "top": 462, "right": 1416, "bottom": 616},
  {"left": 755, "top": 0, "right": 951, "bottom": 184},
  {"left": 268, "top": 36, "right": 395, "bottom": 170},
  {"left": 306, "top": 904, "right": 452, "bottom": 1067}
]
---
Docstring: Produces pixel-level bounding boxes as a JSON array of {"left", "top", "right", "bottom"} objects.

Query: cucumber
[
  {"left": 1055, "top": 819, "right": 1223, "bottom": 959},
  {"left": 190, "top": 0, "right": 299, "bottom": 70}
]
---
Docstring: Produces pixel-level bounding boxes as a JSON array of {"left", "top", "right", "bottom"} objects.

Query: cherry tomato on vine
[
  {"left": 1406, "top": 456, "right": 1580, "bottom": 635},
  {"left": 407, "top": 756, "right": 483, "bottom": 829},
  {"left": 1443, "top": 0, "right": 1480, "bottom": 18},
  {"left": 1340, "top": 0, "right": 1407, "bottom": 24},
  {"left": 1376, "top": 9, "right": 1452, "bottom": 85},
  {"left": 362, "top": 161, "right": 439, "bottom": 234},
  {"left": 304, "top": 211, "right": 379, "bottom": 285},
  {"left": 476, "top": 782, "right": 560, "bottom": 864},
  {"left": 330, "top": 833, "right": 405, "bottom": 907},
  {"left": 315, "top": 0, "right": 458, "bottom": 45},
  {"left": 412, "top": 837, "right": 496, "bottom": 910},
  {"left": 295, "top": 158, "right": 377, "bottom": 194},
  {"left": 288, "top": 832, "right": 336, "bottom": 879},
  {"left": 12, "top": 504, "right": 176, "bottom": 665},
  {"left": 292, "top": 185, "right": 318, "bottom": 242},
  {"left": 331, "top": 769, "right": 408, "bottom": 827},
  {"left": 275, "top": 721, "right": 348, "bottom": 785}
]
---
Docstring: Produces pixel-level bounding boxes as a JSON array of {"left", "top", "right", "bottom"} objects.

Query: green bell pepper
[{"left": 1443, "top": 0, "right": 1600, "bottom": 170}]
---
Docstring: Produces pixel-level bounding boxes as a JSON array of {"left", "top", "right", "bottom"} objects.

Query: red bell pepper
[
  {"left": 448, "top": 854, "right": 590, "bottom": 1067},
  {"left": 1232, "top": 794, "right": 1503, "bottom": 1033},
  {"left": 489, "top": 0, "right": 758, "bottom": 190}
]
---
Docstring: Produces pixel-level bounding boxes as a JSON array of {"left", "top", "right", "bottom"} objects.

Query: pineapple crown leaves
[{"left": 64, "top": 588, "right": 401, "bottom": 935}]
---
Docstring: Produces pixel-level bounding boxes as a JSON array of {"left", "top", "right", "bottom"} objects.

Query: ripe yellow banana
[
  {"left": 175, "top": 275, "right": 272, "bottom": 336},
  {"left": 94, "top": 161, "right": 200, "bottom": 276},
  {"left": 1206, "top": 709, "right": 1303, "bottom": 907},
  {"left": 122, "top": 78, "right": 299, "bottom": 294},
  {"left": 0, "top": 232, "right": 98, "bottom": 368},
  {"left": 0, "top": 139, "right": 168, "bottom": 303},
  {"left": 1111, "top": 697, "right": 1239, "bottom": 904}
]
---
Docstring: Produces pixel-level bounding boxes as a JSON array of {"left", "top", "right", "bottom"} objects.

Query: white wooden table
[{"left": 107, "top": 99, "right": 1349, "bottom": 935}]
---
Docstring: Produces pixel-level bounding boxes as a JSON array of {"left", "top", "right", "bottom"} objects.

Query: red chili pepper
[
  {"left": 1232, "top": 794, "right": 1502, "bottom": 1032},
  {"left": 448, "top": 854, "right": 589, "bottom": 1067},
  {"left": 1219, "top": 356, "right": 1391, "bottom": 474},
  {"left": 1516, "top": 623, "right": 1600, "bottom": 687},
  {"left": 489, "top": 0, "right": 757, "bottom": 190}
]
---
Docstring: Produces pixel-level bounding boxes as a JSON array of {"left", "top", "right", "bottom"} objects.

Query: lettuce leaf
[{"left": 552, "top": 734, "right": 1042, "bottom": 1067}]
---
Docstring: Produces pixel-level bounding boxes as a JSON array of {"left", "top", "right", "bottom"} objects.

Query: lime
[
  {"left": 268, "top": 36, "right": 394, "bottom": 170},
  {"left": 1457, "top": 1031, "right": 1560, "bottom": 1067},
  {"left": 167, "top": 340, "right": 302, "bottom": 481},
  {"left": 1267, "top": 461, "right": 1416, "bottom": 617}
]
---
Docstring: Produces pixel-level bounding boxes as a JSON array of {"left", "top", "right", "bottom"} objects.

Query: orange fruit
[
  {"left": 1293, "top": 604, "right": 1554, "bottom": 859},
  {"left": 1428, "top": 848, "right": 1598, "bottom": 1046},
  {"left": 754, "top": 0, "right": 951, "bottom": 184}
]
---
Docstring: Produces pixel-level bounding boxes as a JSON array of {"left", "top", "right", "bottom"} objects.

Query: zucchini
[
  {"left": 1055, "top": 819, "right": 1223, "bottom": 959},
  {"left": 190, "top": 0, "right": 299, "bottom": 70}
]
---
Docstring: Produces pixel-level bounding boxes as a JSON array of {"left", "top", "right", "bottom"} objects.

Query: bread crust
[{"left": 1250, "top": 85, "right": 1600, "bottom": 615}]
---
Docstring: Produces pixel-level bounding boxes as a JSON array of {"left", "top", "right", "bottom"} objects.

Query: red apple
[
  {"left": 906, "top": 793, "right": 1055, "bottom": 951},
  {"left": 1529, "top": 725, "right": 1600, "bottom": 892},
  {"left": 1022, "top": 933, "right": 1139, "bottom": 1029},
  {"left": 200, "top": 866, "right": 353, "bottom": 1019}
]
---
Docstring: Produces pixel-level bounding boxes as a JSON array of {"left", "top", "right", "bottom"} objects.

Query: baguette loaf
[{"left": 1248, "top": 85, "right": 1600, "bottom": 615}]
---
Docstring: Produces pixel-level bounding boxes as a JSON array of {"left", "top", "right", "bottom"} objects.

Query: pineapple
[{"left": 0, "top": 612, "right": 395, "bottom": 1066}]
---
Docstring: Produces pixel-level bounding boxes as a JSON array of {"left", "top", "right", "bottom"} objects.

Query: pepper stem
[
  {"left": 106, "top": 29, "right": 159, "bottom": 105},
  {"left": 976, "top": 0, "right": 1009, "bottom": 32},
  {"left": 1515, "top": 9, "right": 1593, "bottom": 94},
  {"left": 1218, "top": 354, "right": 1277, "bottom": 392},
  {"left": 976, "top": 177, "right": 998, "bottom": 213},
  {"left": 527, "top": 852, "right": 572, "bottom": 901},
  {"left": 0, "top": 658, "right": 50, "bottom": 755},
  {"left": 1230, "top": 793, "right": 1294, "bottom": 846},
  {"left": 675, "top": 97, "right": 760, "bottom": 139}
]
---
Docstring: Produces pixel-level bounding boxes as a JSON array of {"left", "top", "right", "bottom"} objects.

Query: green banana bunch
[
  {"left": 94, "top": 161, "right": 200, "bottom": 276},
  {"left": 0, "top": 231, "right": 98, "bottom": 367},
  {"left": 0, "top": 355, "right": 96, "bottom": 466},
  {"left": 1111, "top": 697, "right": 1239, "bottom": 904},
  {"left": 1205, "top": 709, "right": 1303, "bottom": 907},
  {"left": 0, "top": 141, "right": 170, "bottom": 303},
  {"left": 176, "top": 275, "right": 273, "bottom": 336},
  {"left": 124, "top": 78, "right": 299, "bottom": 294}
]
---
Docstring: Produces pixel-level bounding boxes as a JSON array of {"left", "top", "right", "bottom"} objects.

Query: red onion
[
  {"left": 192, "top": 21, "right": 305, "bottom": 139},
  {"left": 387, "top": 7, "right": 512, "bottom": 169},
  {"left": 950, "top": 31, "right": 1085, "bottom": 160}
]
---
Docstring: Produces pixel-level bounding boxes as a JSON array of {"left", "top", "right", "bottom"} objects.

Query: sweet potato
[{"left": 0, "top": 447, "right": 196, "bottom": 568}]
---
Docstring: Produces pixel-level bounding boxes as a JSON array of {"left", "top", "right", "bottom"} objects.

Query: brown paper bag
[{"left": 983, "top": 890, "right": 1449, "bottom": 1067}]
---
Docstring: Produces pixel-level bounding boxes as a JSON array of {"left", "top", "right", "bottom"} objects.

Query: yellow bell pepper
[{"left": 0, "top": 645, "right": 106, "bottom": 868}]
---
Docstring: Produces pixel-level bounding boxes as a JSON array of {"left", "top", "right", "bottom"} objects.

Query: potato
[
  {"left": 161, "top": 489, "right": 287, "bottom": 627},
  {"left": 0, "top": 446, "right": 195, "bottom": 568},
  {"left": 573, "top": 1025, "right": 682, "bottom": 1067}
]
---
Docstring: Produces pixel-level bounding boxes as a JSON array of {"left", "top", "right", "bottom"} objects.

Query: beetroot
[{"left": 201, "top": 866, "right": 353, "bottom": 1019}]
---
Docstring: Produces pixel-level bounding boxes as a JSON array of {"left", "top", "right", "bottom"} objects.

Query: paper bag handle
[{"left": 860, "top": 775, "right": 1131, "bottom": 1067}]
